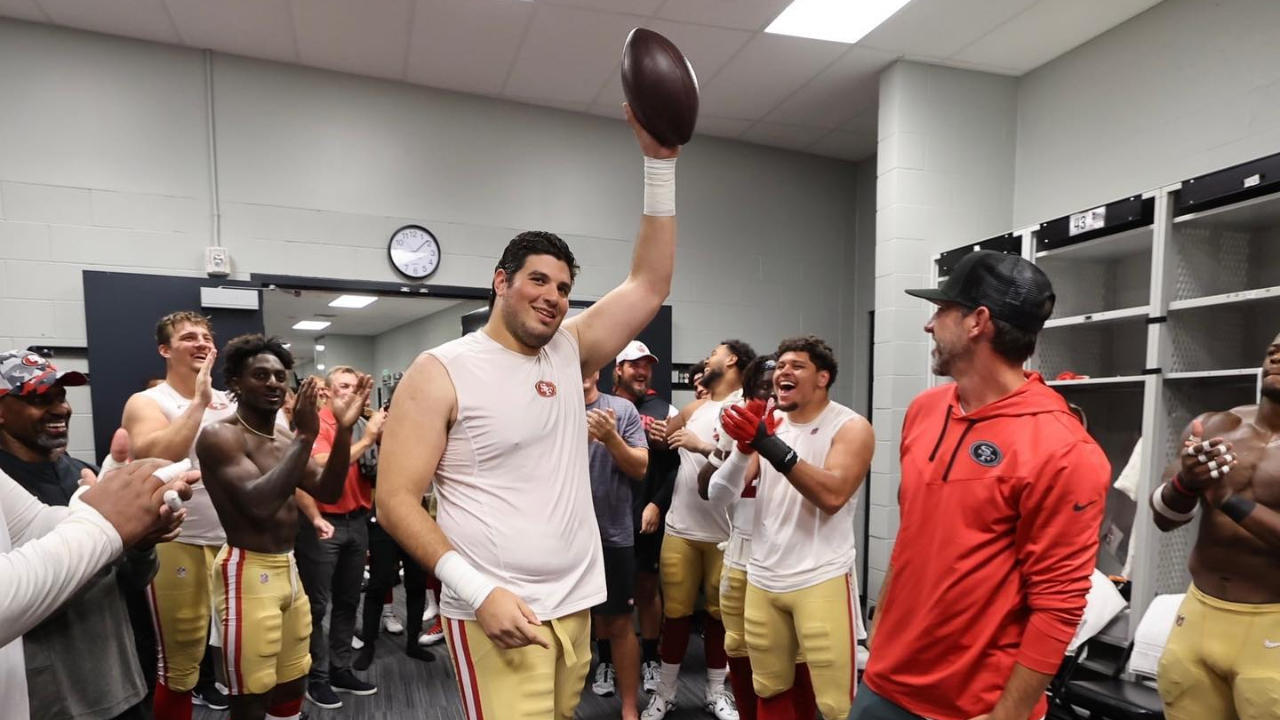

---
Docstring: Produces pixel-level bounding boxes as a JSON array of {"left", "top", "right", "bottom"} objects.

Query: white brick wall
[
  {"left": 868, "top": 61, "right": 1018, "bottom": 603},
  {"left": 0, "top": 20, "right": 877, "bottom": 465}
]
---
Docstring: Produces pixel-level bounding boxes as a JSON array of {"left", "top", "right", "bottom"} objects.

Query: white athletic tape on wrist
[
  {"left": 435, "top": 550, "right": 499, "bottom": 612},
  {"left": 643, "top": 157, "right": 676, "bottom": 217},
  {"left": 1153, "top": 483, "right": 1198, "bottom": 522},
  {"left": 707, "top": 452, "right": 725, "bottom": 469}
]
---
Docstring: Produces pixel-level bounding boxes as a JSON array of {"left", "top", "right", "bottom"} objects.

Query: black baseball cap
[{"left": 905, "top": 250, "right": 1056, "bottom": 332}]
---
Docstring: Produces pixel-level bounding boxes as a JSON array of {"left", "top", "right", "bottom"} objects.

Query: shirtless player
[
  {"left": 195, "top": 334, "right": 368, "bottom": 720},
  {"left": 1152, "top": 334, "right": 1280, "bottom": 720},
  {"left": 377, "top": 106, "right": 678, "bottom": 720}
]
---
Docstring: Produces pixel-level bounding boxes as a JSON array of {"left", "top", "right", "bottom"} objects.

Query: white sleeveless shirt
[
  {"left": 138, "top": 382, "right": 235, "bottom": 546},
  {"left": 749, "top": 400, "right": 859, "bottom": 593},
  {"left": 428, "top": 328, "right": 605, "bottom": 621},
  {"left": 664, "top": 393, "right": 737, "bottom": 544}
]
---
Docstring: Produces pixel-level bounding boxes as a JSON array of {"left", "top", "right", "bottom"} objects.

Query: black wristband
[
  {"left": 1220, "top": 495, "right": 1257, "bottom": 524},
  {"left": 756, "top": 435, "right": 799, "bottom": 475}
]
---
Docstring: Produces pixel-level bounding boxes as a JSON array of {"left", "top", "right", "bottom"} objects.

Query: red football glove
[{"left": 721, "top": 398, "right": 779, "bottom": 454}]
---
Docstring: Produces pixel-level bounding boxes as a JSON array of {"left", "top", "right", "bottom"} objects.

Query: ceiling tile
[
  {"left": 543, "top": 0, "right": 664, "bottom": 16},
  {"left": 841, "top": 106, "right": 879, "bottom": 134},
  {"left": 698, "top": 33, "right": 846, "bottom": 120},
  {"left": 952, "top": 0, "right": 1165, "bottom": 73},
  {"left": 504, "top": 4, "right": 646, "bottom": 105},
  {"left": 740, "top": 122, "right": 829, "bottom": 151},
  {"left": 164, "top": 0, "right": 297, "bottom": 64},
  {"left": 763, "top": 46, "right": 893, "bottom": 129},
  {"left": 406, "top": 0, "right": 533, "bottom": 96},
  {"left": 692, "top": 116, "right": 754, "bottom": 140},
  {"left": 0, "top": 0, "right": 49, "bottom": 22},
  {"left": 859, "top": 0, "right": 1040, "bottom": 59},
  {"left": 593, "top": 19, "right": 753, "bottom": 108},
  {"left": 654, "top": 0, "right": 792, "bottom": 32},
  {"left": 809, "top": 129, "right": 877, "bottom": 161},
  {"left": 291, "top": 0, "right": 414, "bottom": 80},
  {"left": 36, "top": 0, "right": 181, "bottom": 44}
]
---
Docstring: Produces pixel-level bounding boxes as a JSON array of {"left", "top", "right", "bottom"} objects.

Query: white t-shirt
[
  {"left": 664, "top": 392, "right": 739, "bottom": 543},
  {"left": 138, "top": 383, "right": 235, "bottom": 546},
  {"left": 428, "top": 328, "right": 605, "bottom": 621},
  {"left": 749, "top": 401, "right": 860, "bottom": 593}
]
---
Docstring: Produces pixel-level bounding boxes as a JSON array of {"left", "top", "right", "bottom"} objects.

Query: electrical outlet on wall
[{"left": 206, "top": 247, "right": 231, "bottom": 277}]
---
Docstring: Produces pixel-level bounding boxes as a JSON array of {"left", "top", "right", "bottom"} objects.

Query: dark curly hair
[
  {"left": 221, "top": 334, "right": 294, "bottom": 402},
  {"left": 720, "top": 338, "right": 757, "bottom": 374},
  {"left": 489, "top": 230, "right": 580, "bottom": 309},
  {"left": 776, "top": 335, "right": 837, "bottom": 389}
]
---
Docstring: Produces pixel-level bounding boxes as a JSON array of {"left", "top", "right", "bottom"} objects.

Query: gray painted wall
[
  {"left": 372, "top": 301, "right": 485, "bottom": 381},
  {"left": 1014, "top": 0, "right": 1280, "bottom": 226},
  {"left": 316, "top": 334, "right": 375, "bottom": 377},
  {"left": 0, "top": 19, "right": 871, "bottom": 462}
]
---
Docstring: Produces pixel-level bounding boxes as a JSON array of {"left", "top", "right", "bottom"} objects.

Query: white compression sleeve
[
  {"left": 708, "top": 448, "right": 751, "bottom": 510},
  {"left": 643, "top": 157, "right": 676, "bottom": 217},
  {"left": 434, "top": 550, "right": 498, "bottom": 612}
]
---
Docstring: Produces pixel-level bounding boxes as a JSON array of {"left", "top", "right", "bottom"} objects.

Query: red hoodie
[{"left": 864, "top": 373, "right": 1110, "bottom": 720}]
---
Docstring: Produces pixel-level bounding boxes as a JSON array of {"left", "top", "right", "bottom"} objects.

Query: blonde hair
[
  {"left": 325, "top": 365, "right": 359, "bottom": 384},
  {"left": 156, "top": 311, "right": 212, "bottom": 346}
]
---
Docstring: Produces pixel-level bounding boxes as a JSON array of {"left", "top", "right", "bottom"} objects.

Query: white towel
[
  {"left": 1128, "top": 593, "right": 1186, "bottom": 677},
  {"left": 1067, "top": 569, "right": 1129, "bottom": 655},
  {"left": 1113, "top": 437, "right": 1143, "bottom": 502}
]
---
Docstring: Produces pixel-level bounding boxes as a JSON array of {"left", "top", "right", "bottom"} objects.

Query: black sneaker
[
  {"left": 353, "top": 644, "right": 376, "bottom": 672},
  {"left": 330, "top": 668, "right": 378, "bottom": 696},
  {"left": 192, "top": 683, "right": 230, "bottom": 710},
  {"left": 306, "top": 681, "right": 343, "bottom": 709}
]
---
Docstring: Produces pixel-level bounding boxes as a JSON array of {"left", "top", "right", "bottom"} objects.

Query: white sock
[
  {"left": 424, "top": 589, "right": 438, "bottom": 619},
  {"left": 659, "top": 661, "right": 682, "bottom": 701},
  {"left": 706, "top": 668, "right": 727, "bottom": 696}
]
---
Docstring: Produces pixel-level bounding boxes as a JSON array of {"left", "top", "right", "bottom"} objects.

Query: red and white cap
[{"left": 616, "top": 340, "right": 658, "bottom": 365}]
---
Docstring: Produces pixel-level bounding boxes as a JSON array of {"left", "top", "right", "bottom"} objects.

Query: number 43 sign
[{"left": 1069, "top": 206, "right": 1106, "bottom": 236}]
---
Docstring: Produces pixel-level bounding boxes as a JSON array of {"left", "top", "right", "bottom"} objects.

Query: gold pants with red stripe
[
  {"left": 443, "top": 610, "right": 592, "bottom": 720},
  {"left": 147, "top": 542, "right": 220, "bottom": 692},
  {"left": 212, "top": 546, "right": 312, "bottom": 696},
  {"left": 745, "top": 574, "right": 856, "bottom": 720}
]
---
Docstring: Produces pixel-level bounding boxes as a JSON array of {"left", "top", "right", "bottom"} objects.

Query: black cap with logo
[{"left": 905, "top": 250, "right": 1056, "bottom": 332}]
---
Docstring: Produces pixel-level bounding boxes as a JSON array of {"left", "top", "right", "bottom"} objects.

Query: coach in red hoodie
[{"left": 854, "top": 251, "right": 1111, "bottom": 720}]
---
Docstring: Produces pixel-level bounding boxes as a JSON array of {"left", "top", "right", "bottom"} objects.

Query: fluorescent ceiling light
[
  {"left": 315, "top": 344, "right": 326, "bottom": 352},
  {"left": 317, "top": 364, "right": 326, "bottom": 370},
  {"left": 765, "top": 0, "right": 913, "bottom": 44},
  {"left": 292, "top": 320, "right": 331, "bottom": 331},
  {"left": 282, "top": 343, "right": 291, "bottom": 349},
  {"left": 329, "top": 294, "right": 378, "bottom": 309}
]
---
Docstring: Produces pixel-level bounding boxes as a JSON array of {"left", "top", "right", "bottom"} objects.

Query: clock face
[{"left": 389, "top": 225, "right": 440, "bottom": 279}]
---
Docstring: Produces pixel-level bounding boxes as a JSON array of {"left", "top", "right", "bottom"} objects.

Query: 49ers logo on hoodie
[{"left": 969, "top": 441, "right": 1003, "bottom": 467}]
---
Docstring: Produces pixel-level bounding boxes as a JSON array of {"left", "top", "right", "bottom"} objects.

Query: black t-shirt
[
  {"left": 0, "top": 449, "right": 95, "bottom": 508},
  {"left": 629, "top": 392, "right": 679, "bottom": 517}
]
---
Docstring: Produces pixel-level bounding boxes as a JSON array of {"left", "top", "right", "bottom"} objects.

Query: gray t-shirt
[{"left": 587, "top": 393, "right": 648, "bottom": 547}]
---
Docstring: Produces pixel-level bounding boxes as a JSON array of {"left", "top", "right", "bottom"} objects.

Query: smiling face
[
  {"left": 0, "top": 385, "right": 72, "bottom": 457},
  {"left": 495, "top": 254, "right": 573, "bottom": 350},
  {"left": 159, "top": 321, "right": 215, "bottom": 375},
  {"left": 773, "top": 351, "right": 830, "bottom": 413},
  {"left": 230, "top": 353, "right": 290, "bottom": 413},
  {"left": 617, "top": 357, "right": 654, "bottom": 399}
]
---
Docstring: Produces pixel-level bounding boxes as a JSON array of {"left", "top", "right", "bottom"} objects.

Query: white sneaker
[
  {"left": 642, "top": 661, "right": 661, "bottom": 694},
  {"left": 381, "top": 606, "right": 404, "bottom": 635},
  {"left": 420, "top": 617, "right": 445, "bottom": 646},
  {"left": 351, "top": 635, "right": 365, "bottom": 649},
  {"left": 592, "top": 663, "right": 616, "bottom": 696},
  {"left": 705, "top": 688, "right": 739, "bottom": 720},
  {"left": 641, "top": 693, "right": 675, "bottom": 720}
]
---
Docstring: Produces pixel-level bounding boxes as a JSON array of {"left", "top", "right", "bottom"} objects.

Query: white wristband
[
  {"left": 435, "top": 550, "right": 499, "bottom": 612},
  {"left": 643, "top": 157, "right": 676, "bottom": 217},
  {"left": 1152, "top": 483, "right": 1198, "bottom": 523}
]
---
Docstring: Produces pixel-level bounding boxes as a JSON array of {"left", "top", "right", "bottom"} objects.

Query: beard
[
  {"left": 931, "top": 342, "right": 959, "bottom": 377},
  {"left": 501, "top": 301, "right": 558, "bottom": 349},
  {"left": 622, "top": 376, "right": 650, "bottom": 398},
  {"left": 699, "top": 366, "right": 725, "bottom": 391}
]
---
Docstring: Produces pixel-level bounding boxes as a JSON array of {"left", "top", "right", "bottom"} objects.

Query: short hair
[
  {"left": 776, "top": 335, "right": 838, "bottom": 389},
  {"left": 221, "top": 334, "right": 293, "bottom": 400},
  {"left": 742, "top": 354, "right": 776, "bottom": 401},
  {"left": 325, "top": 365, "right": 359, "bottom": 384},
  {"left": 720, "top": 339, "right": 757, "bottom": 374},
  {"left": 490, "top": 231, "right": 580, "bottom": 309},
  {"left": 156, "top": 311, "right": 212, "bottom": 346},
  {"left": 968, "top": 310, "right": 1040, "bottom": 365}
]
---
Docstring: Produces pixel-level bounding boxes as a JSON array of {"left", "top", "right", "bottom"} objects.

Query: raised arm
[
  {"left": 299, "top": 375, "right": 372, "bottom": 501},
  {"left": 567, "top": 106, "right": 679, "bottom": 374},
  {"left": 122, "top": 349, "right": 216, "bottom": 462},
  {"left": 1152, "top": 414, "right": 1237, "bottom": 532}
]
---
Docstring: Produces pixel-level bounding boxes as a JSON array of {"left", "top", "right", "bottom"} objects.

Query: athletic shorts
[
  {"left": 634, "top": 524, "right": 663, "bottom": 575},
  {"left": 659, "top": 533, "right": 724, "bottom": 619},
  {"left": 594, "top": 545, "right": 637, "bottom": 616},
  {"left": 213, "top": 546, "right": 312, "bottom": 696}
]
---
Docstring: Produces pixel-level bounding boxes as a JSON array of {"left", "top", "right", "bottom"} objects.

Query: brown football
[{"left": 621, "top": 28, "right": 699, "bottom": 147}]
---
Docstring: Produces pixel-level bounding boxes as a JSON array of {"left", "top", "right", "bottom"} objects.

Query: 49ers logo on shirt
[
  {"left": 969, "top": 441, "right": 1003, "bottom": 467},
  {"left": 535, "top": 380, "right": 557, "bottom": 398}
]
